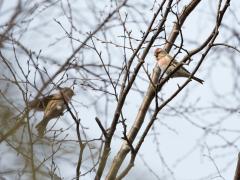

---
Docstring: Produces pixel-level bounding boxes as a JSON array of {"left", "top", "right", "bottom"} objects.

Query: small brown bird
[
  {"left": 29, "top": 87, "right": 74, "bottom": 137},
  {"left": 154, "top": 48, "right": 204, "bottom": 84}
]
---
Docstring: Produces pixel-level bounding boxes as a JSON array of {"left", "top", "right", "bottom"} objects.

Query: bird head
[
  {"left": 154, "top": 48, "right": 167, "bottom": 59},
  {"left": 60, "top": 87, "right": 74, "bottom": 101}
]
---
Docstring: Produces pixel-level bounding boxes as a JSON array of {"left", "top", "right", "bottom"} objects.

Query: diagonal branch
[{"left": 106, "top": 0, "right": 202, "bottom": 179}]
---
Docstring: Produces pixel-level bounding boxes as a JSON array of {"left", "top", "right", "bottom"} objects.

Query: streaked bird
[
  {"left": 154, "top": 48, "right": 204, "bottom": 84},
  {"left": 29, "top": 87, "right": 74, "bottom": 137}
]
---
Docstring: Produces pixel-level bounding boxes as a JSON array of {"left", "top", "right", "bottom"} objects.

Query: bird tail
[
  {"left": 35, "top": 118, "right": 48, "bottom": 137},
  {"left": 192, "top": 76, "right": 204, "bottom": 84}
]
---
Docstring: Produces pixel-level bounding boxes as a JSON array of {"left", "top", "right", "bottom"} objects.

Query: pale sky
[{"left": 0, "top": 0, "right": 239, "bottom": 179}]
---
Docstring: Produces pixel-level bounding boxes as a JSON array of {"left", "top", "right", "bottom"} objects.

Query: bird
[
  {"left": 29, "top": 87, "right": 74, "bottom": 137},
  {"left": 154, "top": 48, "right": 204, "bottom": 84}
]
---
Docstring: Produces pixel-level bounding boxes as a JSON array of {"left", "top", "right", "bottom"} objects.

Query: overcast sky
[{"left": 1, "top": 0, "right": 239, "bottom": 179}]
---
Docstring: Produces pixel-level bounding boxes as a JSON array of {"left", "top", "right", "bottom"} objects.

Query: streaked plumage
[
  {"left": 29, "top": 87, "right": 74, "bottom": 137},
  {"left": 154, "top": 48, "right": 204, "bottom": 84}
]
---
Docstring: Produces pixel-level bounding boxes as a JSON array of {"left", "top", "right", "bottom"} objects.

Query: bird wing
[
  {"left": 28, "top": 94, "right": 55, "bottom": 111},
  {"left": 168, "top": 55, "right": 190, "bottom": 74}
]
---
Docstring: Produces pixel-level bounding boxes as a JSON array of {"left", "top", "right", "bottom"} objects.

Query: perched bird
[
  {"left": 29, "top": 87, "right": 74, "bottom": 137},
  {"left": 154, "top": 48, "right": 204, "bottom": 84}
]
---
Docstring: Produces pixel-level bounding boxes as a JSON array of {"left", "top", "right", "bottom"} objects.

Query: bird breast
[{"left": 157, "top": 56, "right": 170, "bottom": 71}]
